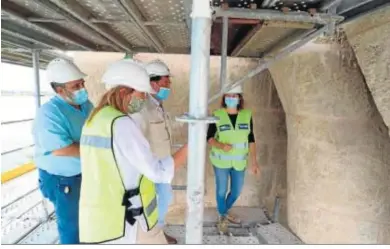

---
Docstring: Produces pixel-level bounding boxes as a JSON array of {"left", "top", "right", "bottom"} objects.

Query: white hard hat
[
  {"left": 226, "top": 85, "right": 243, "bottom": 94},
  {"left": 46, "top": 58, "right": 87, "bottom": 84},
  {"left": 102, "top": 59, "right": 155, "bottom": 93},
  {"left": 144, "top": 60, "right": 171, "bottom": 77}
]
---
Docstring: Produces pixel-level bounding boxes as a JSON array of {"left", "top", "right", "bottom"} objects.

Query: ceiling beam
[
  {"left": 1, "top": 26, "right": 66, "bottom": 50},
  {"left": 2, "top": 46, "right": 72, "bottom": 62},
  {"left": 32, "top": 0, "right": 131, "bottom": 52},
  {"left": 340, "top": 1, "right": 390, "bottom": 24},
  {"left": 25, "top": 17, "right": 65, "bottom": 23},
  {"left": 1, "top": 36, "right": 73, "bottom": 65},
  {"left": 1, "top": 52, "right": 50, "bottom": 68},
  {"left": 2, "top": 50, "right": 52, "bottom": 62},
  {"left": 231, "top": 23, "right": 263, "bottom": 57},
  {"left": 183, "top": 0, "right": 193, "bottom": 37},
  {"left": 1, "top": 8, "right": 94, "bottom": 51},
  {"left": 1, "top": 58, "right": 36, "bottom": 68},
  {"left": 262, "top": 29, "right": 315, "bottom": 56},
  {"left": 337, "top": 0, "right": 379, "bottom": 14},
  {"left": 212, "top": 7, "right": 344, "bottom": 25},
  {"left": 4, "top": 17, "right": 186, "bottom": 27},
  {"left": 1, "top": 35, "right": 46, "bottom": 50},
  {"left": 117, "top": 0, "right": 165, "bottom": 53},
  {"left": 320, "top": 0, "right": 343, "bottom": 12}
]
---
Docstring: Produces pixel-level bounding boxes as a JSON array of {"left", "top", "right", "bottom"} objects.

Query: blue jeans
[
  {"left": 213, "top": 166, "right": 246, "bottom": 217},
  {"left": 155, "top": 183, "right": 173, "bottom": 227},
  {"left": 38, "top": 169, "right": 81, "bottom": 244}
]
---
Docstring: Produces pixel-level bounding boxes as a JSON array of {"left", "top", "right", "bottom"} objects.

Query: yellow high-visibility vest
[
  {"left": 79, "top": 106, "right": 158, "bottom": 243},
  {"left": 210, "top": 109, "right": 252, "bottom": 171}
]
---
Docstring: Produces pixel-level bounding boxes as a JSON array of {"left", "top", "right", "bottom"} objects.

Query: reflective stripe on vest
[
  {"left": 145, "top": 196, "right": 157, "bottom": 216},
  {"left": 210, "top": 109, "right": 252, "bottom": 171},
  {"left": 211, "top": 152, "right": 248, "bottom": 161},
  {"left": 79, "top": 106, "right": 158, "bottom": 244},
  {"left": 231, "top": 143, "right": 248, "bottom": 149},
  {"left": 80, "top": 135, "right": 111, "bottom": 149},
  {"left": 80, "top": 134, "right": 158, "bottom": 226}
]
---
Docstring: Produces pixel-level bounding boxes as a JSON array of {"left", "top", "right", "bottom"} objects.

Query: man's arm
[
  {"left": 33, "top": 105, "right": 78, "bottom": 157},
  {"left": 52, "top": 143, "right": 80, "bottom": 157}
]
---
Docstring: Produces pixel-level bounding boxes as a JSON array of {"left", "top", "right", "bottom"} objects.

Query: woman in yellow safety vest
[
  {"left": 78, "top": 59, "right": 188, "bottom": 244},
  {"left": 207, "top": 85, "right": 260, "bottom": 233}
]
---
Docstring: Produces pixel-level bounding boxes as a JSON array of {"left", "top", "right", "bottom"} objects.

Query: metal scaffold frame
[
  {"left": 180, "top": 0, "right": 213, "bottom": 244},
  {"left": 176, "top": 1, "right": 344, "bottom": 244},
  {"left": 212, "top": 6, "right": 344, "bottom": 24},
  {"left": 32, "top": 50, "right": 41, "bottom": 108}
]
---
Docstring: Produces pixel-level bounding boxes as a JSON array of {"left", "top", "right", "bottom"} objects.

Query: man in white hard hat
[
  {"left": 130, "top": 59, "right": 177, "bottom": 244},
  {"left": 32, "top": 58, "right": 93, "bottom": 244}
]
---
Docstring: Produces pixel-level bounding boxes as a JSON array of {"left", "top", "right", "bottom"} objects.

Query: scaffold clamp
[{"left": 175, "top": 113, "right": 219, "bottom": 124}]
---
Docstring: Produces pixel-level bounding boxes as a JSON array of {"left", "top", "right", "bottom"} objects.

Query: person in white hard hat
[
  {"left": 207, "top": 85, "right": 260, "bottom": 233},
  {"left": 78, "top": 58, "right": 188, "bottom": 244},
  {"left": 32, "top": 58, "right": 93, "bottom": 244},
  {"left": 130, "top": 59, "right": 177, "bottom": 244}
]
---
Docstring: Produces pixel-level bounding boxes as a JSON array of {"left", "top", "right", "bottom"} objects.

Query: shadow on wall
[{"left": 73, "top": 52, "right": 288, "bottom": 226}]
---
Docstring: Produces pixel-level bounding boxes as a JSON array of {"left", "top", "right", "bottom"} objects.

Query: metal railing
[
  {"left": 1, "top": 187, "right": 54, "bottom": 244},
  {"left": 1, "top": 118, "right": 36, "bottom": 182},
  {"left": 1, "top": 118, "right": 34, "bottom": 125},
  {"left": 1, "top": 144, "right": 34, "bottom": 156}
]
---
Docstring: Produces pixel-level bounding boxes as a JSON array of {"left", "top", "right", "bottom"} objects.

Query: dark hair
[
  {"left": 150, "top": 75, "right": 162, "bottom": 82},
  {"left": 50, "top": 82, "right": 64, "bottom": 93},
  {"left": 221, "top": 94, "right": 244, "bottom": 110}
]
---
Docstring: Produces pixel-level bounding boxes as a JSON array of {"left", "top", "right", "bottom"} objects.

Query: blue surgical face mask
[
  {"left": 155, "top": 87, "right": 171, "bottom": 101},
  {"left": 70, "top": 88, "right": 89, "bottom": 105},
  {"left": 225, "top": 97, "right": 239, "bottom": 108}
]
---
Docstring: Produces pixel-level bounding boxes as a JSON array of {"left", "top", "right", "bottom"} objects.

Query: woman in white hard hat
[
  {"left": 78, "top": 59, "right": 188, "bottom": 244},
  {"left": 207, "top": 85, "right": 260, "bottom": 233}
]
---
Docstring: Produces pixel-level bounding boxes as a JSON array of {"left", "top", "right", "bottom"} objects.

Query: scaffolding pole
[
  {"left": 219, "top": 16, "right": 228, "bottom": 91},
  {"left": 213, "top": 7, "right": 344, "bottom": 25},
  {"left": 32, "top": 49, "right": 50, "bottom": 220},
  {"left": 32, "top": 50, "right": 41, "bottom": 108},
  {"left": 185, "top": 0, "right": 212, "bottom": 244}
]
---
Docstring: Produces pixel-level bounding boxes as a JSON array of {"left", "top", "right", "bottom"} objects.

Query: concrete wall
[
  {"left": 269, "top": 31, "right": 390, "bottom": 243},
  {"left": 243, "top": 69, "right": 288, "bottom": 225},
  {"left": 74, "top": 52, "right": 288, "bottom": 224},
  {"left": 343, "top": 7, "right": 390, "bottom": 136}
]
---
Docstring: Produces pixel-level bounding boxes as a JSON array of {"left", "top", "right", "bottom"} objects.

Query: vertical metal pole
[
  {"left": 185, "top": 0, "right": 212, "bottom": 244},
  {"left": 220, "top": 16, "right": 228, "bottom": 91},
  {"left": 33, "top": 50, "right": 49, "bottom": 220},
  {"left": 32, "top": 50, "right": 41, "bottom": 108}
]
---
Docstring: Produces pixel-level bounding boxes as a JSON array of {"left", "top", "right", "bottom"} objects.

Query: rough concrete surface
[
  {"left": 343, "top": 6, "right": 390, "bottom": 136},
  {"left": 73, "top": 52, "right": 288, "bottom": 225},
  {"left": 269, "top": 32, "right": 390, "bottom": 244}
]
